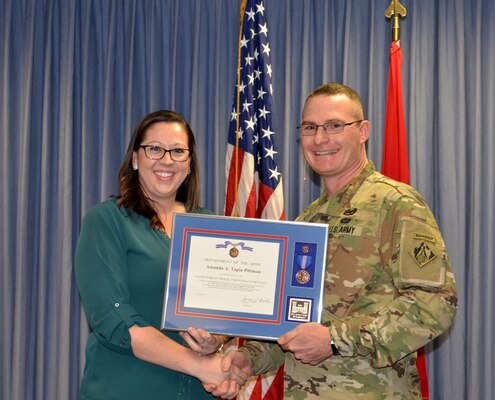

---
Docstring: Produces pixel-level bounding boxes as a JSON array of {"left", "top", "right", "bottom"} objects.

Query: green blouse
[{"left": 75, "top": 199, "right": 215, "bottom": 400}]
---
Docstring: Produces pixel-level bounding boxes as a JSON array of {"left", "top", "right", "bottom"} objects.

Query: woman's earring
[
  {"left": 133, "top": 163, "right": 138, "bottom": 171},
  {"left": 187, "top": 169, "right": 191, "bottom": 174}
]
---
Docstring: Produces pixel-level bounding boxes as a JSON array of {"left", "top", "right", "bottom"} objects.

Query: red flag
[
  {"left": 382, "top": 41, "right": 410, "bottom": 184},
  {"left": 381, "top": 40, "right": 429, "bottom": 399},
  {"left": 224, "top": 0, "right": 284, "bottom": 399}
]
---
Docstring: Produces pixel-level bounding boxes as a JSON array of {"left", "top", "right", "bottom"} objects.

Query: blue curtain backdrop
[{"left": 1, "top": 0, "right": 493, "bottom": 399}]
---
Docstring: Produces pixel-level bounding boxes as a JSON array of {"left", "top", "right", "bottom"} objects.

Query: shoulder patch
[
  {"left": 398, "top": 218, "right": 446, "bottom": 288},
  {"left": 410, "top": 241, "right": 437, "bottom": 267}
]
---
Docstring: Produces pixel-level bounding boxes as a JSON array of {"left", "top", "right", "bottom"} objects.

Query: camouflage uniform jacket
[{"left": 240, "top": 161, "right": 458, "bottom": 399}]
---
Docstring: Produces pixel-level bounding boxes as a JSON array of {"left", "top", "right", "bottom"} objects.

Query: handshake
[
  {"left": 181, "top": 322, "right": 334, "bottom": 399},
  {"left": 201, "top": 348, "right": 253, "bottom": 399},
  {"left": 180, "top": 328, "right": 253, "bottom": 399}
]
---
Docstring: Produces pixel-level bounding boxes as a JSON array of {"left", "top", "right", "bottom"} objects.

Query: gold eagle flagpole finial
[{"left": 385, "top": 0, "right": 407, "bottom": 41}]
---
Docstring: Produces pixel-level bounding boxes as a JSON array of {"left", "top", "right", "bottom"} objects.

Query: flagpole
[
  {"left": 224, "top": 0, "right": 285, "bottom": 396},
  {"left": 385, "top": 0, "right": 407, "bottom": 41},
  {"left": 384, "top": 2, "right": 429, "bottom": 399},
  {"left": 233, "top": 0, "right": 248, "bottom": 217},
  {"left": 382, "top": 0, "right": 409, "bottom": 184}
]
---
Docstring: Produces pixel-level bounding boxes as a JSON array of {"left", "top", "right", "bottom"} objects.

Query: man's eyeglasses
[
  {"left": 297, "top": 119, "right": 363, "bottom": 136},
  {"left": 139, "top": 145, "right": 191, "bottom": 162}
]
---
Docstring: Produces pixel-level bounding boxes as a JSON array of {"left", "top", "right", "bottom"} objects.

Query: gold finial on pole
[{"left": 385, "top": 0, "right": 407, "bottom": 42}]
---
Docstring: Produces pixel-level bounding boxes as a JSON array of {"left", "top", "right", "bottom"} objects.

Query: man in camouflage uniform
[{"left": 214, "top": 82, "right": 458, "bottom": 399}]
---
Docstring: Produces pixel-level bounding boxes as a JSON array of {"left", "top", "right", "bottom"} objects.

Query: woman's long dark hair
[{"left": 116, "top": 110, "right": 200, "bottom": 229}]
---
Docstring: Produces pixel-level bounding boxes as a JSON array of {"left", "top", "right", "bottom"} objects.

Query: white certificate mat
[
  {"left": 161, "top": 214, "right": 328, "bottom": 340},
  {"left": 184, "top": 236, "right": 279, "bottom": 315}
]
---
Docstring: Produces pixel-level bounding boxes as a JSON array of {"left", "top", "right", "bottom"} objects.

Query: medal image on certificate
[
  {"left": 295, "top": 254, "right": 312, "bottom": 284},
  {"left": 161, "top": 214, "right": 328, "bottom": 340},
  {"left": 292, "top": 243, "right": 316, "bottom": 287}
]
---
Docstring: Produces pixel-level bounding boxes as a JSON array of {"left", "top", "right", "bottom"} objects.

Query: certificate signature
[{"left": 240, "top": 296, "right": 273, "bottom": 306}]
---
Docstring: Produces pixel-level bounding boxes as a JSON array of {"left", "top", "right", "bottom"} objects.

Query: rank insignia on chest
[{"left": 343, "top": 207, "right": 358, "bottom": 215}]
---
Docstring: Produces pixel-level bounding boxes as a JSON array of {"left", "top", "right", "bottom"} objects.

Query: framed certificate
[{"left": 161, "top": 214, "right": 328, "bottom": 340}]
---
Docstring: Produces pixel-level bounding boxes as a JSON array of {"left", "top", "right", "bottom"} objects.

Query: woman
[{"left": 75, "top": 110, "right": 240, "bottom": 400}]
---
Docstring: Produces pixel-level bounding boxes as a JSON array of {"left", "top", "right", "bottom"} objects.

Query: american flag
[
  {"left": 224, "top": 0, "right": 285, "bottom": 399},
  {"left": 224, "top": 0, "right": 284, "bottom": 221}
]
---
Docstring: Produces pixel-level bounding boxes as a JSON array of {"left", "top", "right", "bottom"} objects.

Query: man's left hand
[{"left": 277, "top": 322, "right": 333, "bottom": 365}]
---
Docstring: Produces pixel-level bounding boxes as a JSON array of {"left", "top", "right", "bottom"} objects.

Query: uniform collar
[{"left": 316, "top": 161, "right": 376, "bottom": 216}]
